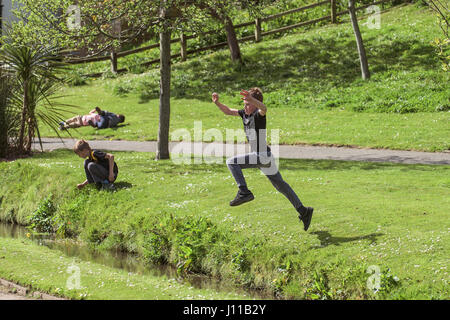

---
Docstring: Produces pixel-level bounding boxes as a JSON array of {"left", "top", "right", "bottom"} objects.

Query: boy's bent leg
[
  {"left": 226, "top": 153, "right": 259, "bottom": 206},
  {"left": 226, "top": 153, "right": 260, "bottom": 191},
  {"left": 86, "top": 162, "right": 109, "bottom": 184},
  {"left": 265, "top": 171, "right": 303, "bottom": 210},
  {"left": 64, "top": 115, "right": 83, "bottom": 128},
  {"left": 84, "top": 159, "right": 95, "bottom": 183},
  {"left": 265, "top": 171, "right": 314, "bottom": 231}
]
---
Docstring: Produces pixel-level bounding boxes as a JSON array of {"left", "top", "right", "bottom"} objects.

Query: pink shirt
[{"left": 82, "top": 113, "right": 101, "bottom": 126}]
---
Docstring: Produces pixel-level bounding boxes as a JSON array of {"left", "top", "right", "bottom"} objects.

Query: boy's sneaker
[
  {"left": 58, "top": 121, "right": 66, "bottom": 131},
  {"left": 229, "top": 190, "right": 254, "bottom": 206},
  {"left": 297, "top": 206, "right": 314, "bottom": 231},
  {"left": 101, "top": 183, "right": 116, "bottom": 191},
  {"left": 100, "top": 180, "right": 116, "bottom": 191}
]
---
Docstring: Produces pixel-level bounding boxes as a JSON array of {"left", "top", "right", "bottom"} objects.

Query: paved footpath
[
  {"left": 32, "top": 138, "right": 450, "bottom": 165},
  {"left": 0, "top": 279, "right": 64, "bottom": 300},
  {"left": 0, "top": 291, "right": 30, "bottom": 300}
]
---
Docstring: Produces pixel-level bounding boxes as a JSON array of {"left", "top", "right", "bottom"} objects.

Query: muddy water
[{"left": 0, "top": 222, "right": 275, "bottom": 299}]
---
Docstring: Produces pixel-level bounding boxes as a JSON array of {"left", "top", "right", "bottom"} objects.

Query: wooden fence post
[
  {"left": 331, "top": 0, "right": 337, "bottom": 23},
  {"left": 110, "top": 49, "right": 118, "bottom": 73},
  {"left": 255, "top": 18, "right": 262, "bottom": 42},
  {"left": 180, "top": 33, "right": 187, "bottom": 61}
]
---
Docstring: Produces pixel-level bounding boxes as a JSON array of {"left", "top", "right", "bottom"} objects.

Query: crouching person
[{"left": 73, "top": 139, "right": 118, "bottom": 191}]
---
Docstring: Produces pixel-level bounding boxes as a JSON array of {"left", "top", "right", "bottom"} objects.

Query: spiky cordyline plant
[{"left": 0, "top": 41, "right": 77, "bottom": 154}]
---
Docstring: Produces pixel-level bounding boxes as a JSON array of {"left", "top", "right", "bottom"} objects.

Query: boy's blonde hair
[
  {"left": 73, "top": 139, "right": 91, "bottom": 153},
  {"left": 249, "top": 87, "right": 263, "bottom": 102}
]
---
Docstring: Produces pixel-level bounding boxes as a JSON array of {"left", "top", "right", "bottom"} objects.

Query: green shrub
[
  {"left": 101, "top": 70, "right": 118, "bottom": 80},
  {"left": 28, "top": 195, "right": 57, "bottom": 233},
  {"left": 65, "top": 72, "right": 88, "bottom": 86},
  {"left": 172, "top": 215, "right": 219, "bottom": 274},
  {"left": 142, "top": 231, "right": 171, "bottom": 264},
  {"left": 435, "top": 103, "right": 450, "bottom": 112},
  {"left": 86, "top": 226, "right": 109, "bottom": 245},
  {"left": 372, "top": 267, "right": 401, "bottom": 297},
  {"left": 305, "top": 270, "right": 334, "bottom": 300},
  {"left": 53, "top": 192, "right": 89, "bottom": 238},
  {"left": 231, "top": 246, "right": 250, "bottom": 274},
  {"left": 125, "top": 56, "right": 149, "bottom": 74},
  {"left": 112, "top": 79, "right": 134, "bottom": 96},
  {"left": 136, "top": 75, "right": 159, "bottom": 102},
  {"left": 171, "top": 73, "right": 191, "bottom": 97}
]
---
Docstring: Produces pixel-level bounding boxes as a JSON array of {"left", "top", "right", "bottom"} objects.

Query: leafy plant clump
[
  {"left": 65, "top": 71, "right": 88, "bottom": 86},
  {"left": 28, "top": 195, "right": 57, "bottom": 233}
]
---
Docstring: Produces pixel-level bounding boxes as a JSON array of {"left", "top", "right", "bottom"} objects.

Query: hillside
[{"left": 39, "top": 3, "right": 449, "bottom": 152}]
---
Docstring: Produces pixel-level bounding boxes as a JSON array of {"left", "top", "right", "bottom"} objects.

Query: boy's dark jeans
[
  {"left": 84, "top": 160, "right": 116, "bottom": 184},
  {"left": 226, "top": 152, "right": 303, "bottom": 210},
  {"left": 97, "top": 111, "right": 119, "bottom": 129}
]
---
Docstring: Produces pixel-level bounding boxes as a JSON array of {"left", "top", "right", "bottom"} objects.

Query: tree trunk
[
  {"left": 26, "top": 117, "right": 33, "bottom": 153},
  {"left": 348, "top": 0, "right": 370, "bottom": 80},
  {"left": 0, "top": 80, "right": 7, "bottom": 158},
  {"left": 0, "top": 108, "right": 6, "bottom": 158},
  {"left": 197, "top": 4, "right": 243, "bottom": 64},
  {"left": 26, "top": 102, "right": 36, "bottom": 153},
  {"left": 156, "top": 28, "right": 171, "bottom": 160},
  {"left": 224, "top": 17, "right": 242, "bottom": 63},
  {"left": 18, "top": 80, "right": 28, "bottom": 154}
]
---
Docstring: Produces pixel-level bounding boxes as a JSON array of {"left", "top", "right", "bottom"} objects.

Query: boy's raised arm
[
  {"left": 212, "top": 92, "right": 239, "bottom": 116},
  {"left": 240, "top": 89, "right": 267, "bottom": 116}
]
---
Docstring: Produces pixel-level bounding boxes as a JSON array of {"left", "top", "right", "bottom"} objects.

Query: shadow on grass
[
  {"left": 279, "top": 158, "right": 437, "bottom": 172},
  {"left": 114, "top": 181, "right": 133, "bottom": 190},
  {"left": 141, "top": 160, "right": 227, "bottom": 175},
  {"left": 109, "top": 123, "right": 130, "bottom": 131},
  {"left": 309, "top": 230, "right": 384, "bottom": 249}
]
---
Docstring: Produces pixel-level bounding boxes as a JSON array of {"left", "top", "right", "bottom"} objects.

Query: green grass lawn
[
  {"left": 45, "top": 85, "right": 450, "bottom": 151},
  {"left": 39, "top": 3, "right": 450, "bottom": 152},
  {"left": 1, "top": 150, "right": 448, "bottom": 299}
]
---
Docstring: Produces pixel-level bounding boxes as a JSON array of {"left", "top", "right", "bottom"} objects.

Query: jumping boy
[
  {"left": 212, "top": 88, "right": 314, "bottom": 231},
  {"left": 73, "top": 139, "right": 118, "bottom": 191}
]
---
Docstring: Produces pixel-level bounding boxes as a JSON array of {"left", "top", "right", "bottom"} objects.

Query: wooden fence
[{"left": 68, "top": 0, "right": 393, "bottom": 77}]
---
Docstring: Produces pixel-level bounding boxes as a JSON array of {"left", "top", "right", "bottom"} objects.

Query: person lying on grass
[
  {"left": 211, "top": 88, "right": 314, "bottom": 231},
  {"left": 59, "top": 107, "right": 125, "bottom": 130},
  {"left": 73, "top": 139, "right": 118, "bottom": 191}
]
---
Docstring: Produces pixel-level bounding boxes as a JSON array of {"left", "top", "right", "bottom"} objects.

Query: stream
[{"left": 0, "top": 222, "right": 275, "bottom": 299}]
